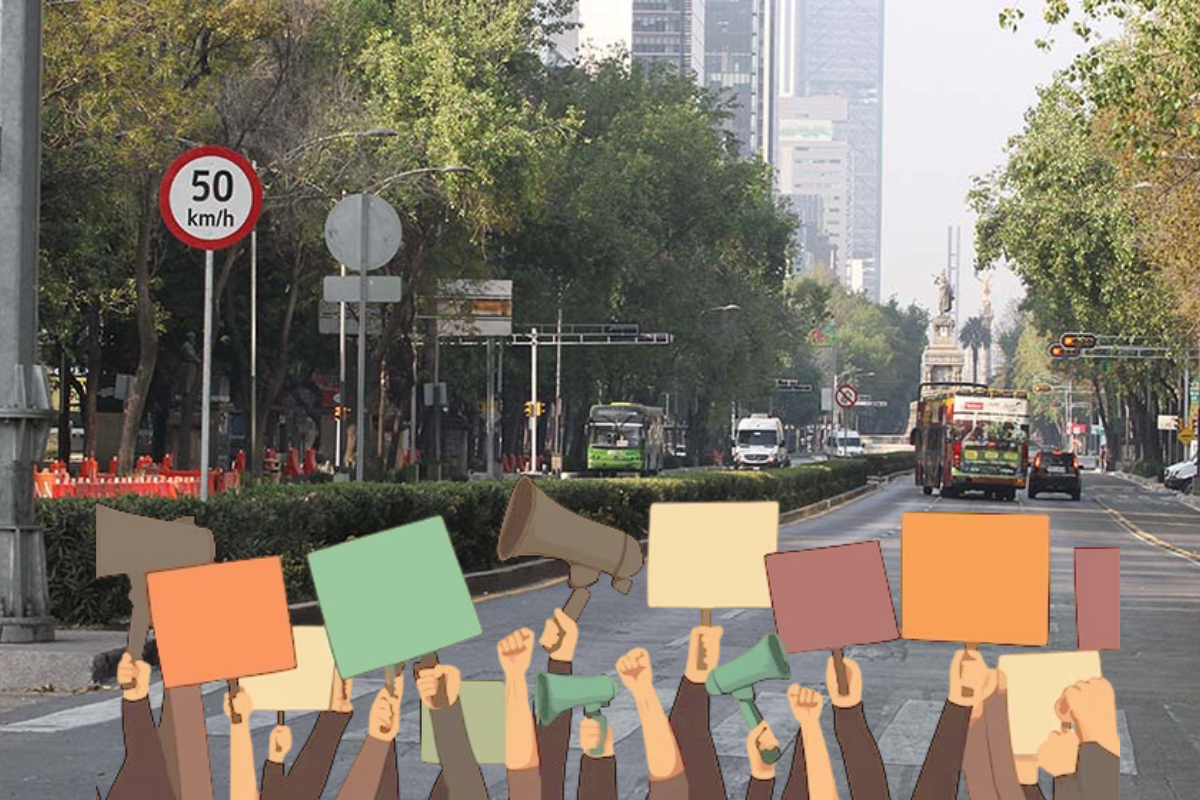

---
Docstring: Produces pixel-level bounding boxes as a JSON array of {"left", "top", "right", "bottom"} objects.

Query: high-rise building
[
  {"left": 776, "top": 0, "right": 884, "bottom": 301},
  {"left": 776, "top": 95, "right": 852, "bottom": 279},
  {"left": 632, "top": 0, "right": 706, "bottom": 82},
  {"left": 547, "top": 0, "right": 634, "bottom": 64},
  {"left": 704, "top": 0, "right": 776, "bottom": 160}
]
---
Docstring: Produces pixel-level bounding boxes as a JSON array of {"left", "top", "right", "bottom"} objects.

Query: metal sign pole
[
  {"left": 530, "top": 328, "right": 539, "bottom": 473},
  {"left": 337, "top": 263, "right": 346, "bottom": 469},
  {"left": 200, "top": 250, "right": 214, "bottom": 502},
  {"left": 250, "top": 164, "right": 258, "bottom": 477},
  {"left": 356, "top": 194, "right": 369, "bottom": 481},
  {"left": 486, "top": 338, "right": 496, "bottom": 478}
]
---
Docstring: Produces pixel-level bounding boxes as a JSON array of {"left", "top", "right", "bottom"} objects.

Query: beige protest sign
[
  {"left": 647, "top": 502, "right": 778, "bottom": 609},
  {"left": 998, "top": 651, "right": 1103, "bottom": 755},
  {"left": 240, "top": 627, "right": 338, "bottom": 712}
]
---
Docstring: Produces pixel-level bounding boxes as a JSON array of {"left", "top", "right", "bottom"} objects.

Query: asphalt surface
[{"left": 1, "top": 473, "right": 1197, "bottom": 798}]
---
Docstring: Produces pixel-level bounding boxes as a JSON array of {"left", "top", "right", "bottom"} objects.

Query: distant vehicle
[
  {"left": 1164, "top": 455, "right": 1197, "bottom": 491},
  {"left": 586, "top": 402, "right": 664, "bottom": 476},
  {"left": 824, "top": 429, "right": 864, "bottom": 458},
  {"left": 734, "top": 414, "right": 789, "bottom": 469},
  {"left": 912, "top": 387, "right": 1030, "bottom": 501},
  {"left": 1028, "top": 449, "right": 1082, "bottom": 500}
]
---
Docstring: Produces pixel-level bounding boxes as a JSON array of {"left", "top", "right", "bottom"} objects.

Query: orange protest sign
[
  {"left": 146, "top": 557, "right": 296, "bottom": 689},
  {"left": 901, "top": 513, "right": 1050, "bottom": 646}
]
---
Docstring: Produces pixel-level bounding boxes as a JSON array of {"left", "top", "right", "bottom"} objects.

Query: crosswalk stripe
[
  {"left": 710, "top": 689, "right": 799, "bottom": 758},
  {"left": 205, "top": 678, "right": 386, "bottom": 736},
  {"left": 876, "top": 699, "right": 942, "bottom": 766},
  {"left": 0, "top": 681, "right": 225, "bottom": 734}
]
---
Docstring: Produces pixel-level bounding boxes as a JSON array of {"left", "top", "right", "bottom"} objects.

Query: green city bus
[{"left": 586, "top": 403, "right": 665, "bottom": 476}]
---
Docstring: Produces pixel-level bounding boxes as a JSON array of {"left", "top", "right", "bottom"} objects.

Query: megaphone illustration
[
  {"left": 534, "top": 673, "right": 620, "bottom": 757},
  {"left": 498, "top": 476, "right": 643, "bottom": 651},
  {"left": 705, "top": 633, "right": 791, "bottom": 764},
  {"left": 95, "top": 506, "right": 215, "bottom": 689}
]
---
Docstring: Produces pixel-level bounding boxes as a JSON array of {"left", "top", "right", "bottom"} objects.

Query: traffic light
[
  {"left": 524, "top": 401, "right": 533, "bottom": 418},
  {"left": 1060, "top": 332, "right": 1097, "bottom": 349},
  {"left": 333, "top": 405, "right": 344, "bottom": 420},
  {"left": 523, "top": 401, "right": 546, "bottom": 417},
  {"left": 1048, "top": 343, "right": 1079, "bottom": 359},
  {"left": 1032, "top": 384, "right": 1052, "bottom": 394},
  {"left": 536, "top": 402, "right": 546, "bottom": 417}
]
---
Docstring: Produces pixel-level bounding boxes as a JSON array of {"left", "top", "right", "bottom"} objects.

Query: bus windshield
[
  {"left": 737, "top": 429, "right": 778, "bottom": 447},
  {"left": 590, "top": 423, "right": 643, "bottom": 448}
]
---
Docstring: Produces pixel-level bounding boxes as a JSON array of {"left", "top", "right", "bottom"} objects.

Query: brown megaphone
[
  {"left": 95, "top": 505, "right": 215, "bottom": 689},
  {"left": 498, "top": 477, "right": 643, "bottom": 651}
]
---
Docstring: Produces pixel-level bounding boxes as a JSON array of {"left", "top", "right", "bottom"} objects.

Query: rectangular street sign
[
  {"left": 318, "top": 302, "right": 382, "bottom": 336},
  {"left": 1191, "top": 378, "right": 1199, "bottom": 405},
  {"left": 434, "top": 279, "right": 513, "bottom": 300},
  {"left": 857, "top": 400, "right": 888, "bottom": 408},
  {"left": 1157, "top": 415, "right": 1180, "bottom": 431},
  {"left": 820, "top": 388, "right": 833, "bottom": 412},
  {"left": 323, "top": 275, "right": 402, "bottom": 304}
]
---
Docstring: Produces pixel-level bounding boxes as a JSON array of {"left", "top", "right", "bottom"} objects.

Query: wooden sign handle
[
  {"left": 277, "top": 711, "right": 285, "bottom": 727},
  {"left": 696, "top": 610, "right": 714, "bottom": 671},
  {"left": 228, "top": 679, "right": 243, "bottom": 724},
  {"left": 960, "top": 643, "right": 979, "bottom": 698},
  {"left": 831, "top": 648, "right": 850, "bottom": 696},
  {"left": 700, "top": 609, "right": 713, "bottom": 627}
]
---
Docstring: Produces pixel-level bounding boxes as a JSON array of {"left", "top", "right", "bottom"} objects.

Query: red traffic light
[
  {"left": 1032, "top": 384, "right": 1052, "bottom": 394},
  {"left": 1048, "top": 343, "right": 1079, "bottom": 359}
]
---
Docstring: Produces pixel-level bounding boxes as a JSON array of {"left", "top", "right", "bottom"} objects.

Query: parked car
[
  {"left": 1164, "top": 456, "right": 1197, "bottom": 491},
  {"left": 1027, "top": 449, "right": 1082, "bottom": 500}
]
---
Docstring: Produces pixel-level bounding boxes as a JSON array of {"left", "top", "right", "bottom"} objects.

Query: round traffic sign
[
  {"left": 324, "top": 194, "right": 403, "bottom": 273},
  {"left": 159, "top": 147, "right": 262, "bottom": 250},
  {"left": 835, "top": 384, "right": 858, "bottom": 409}
]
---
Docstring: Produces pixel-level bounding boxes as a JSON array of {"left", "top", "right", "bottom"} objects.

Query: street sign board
[
  {"left": 322, "top": 275, "right": 402, "bottom": 304},
  {"left": 835, "top": 385, "right": 858, "bottom": 409},
  {"left": 820, "top": 388, "right": 833, "bottom": 412},
  {"left": 856, "top": 400, "right": 888, "bottom": 408},
  {"left": 324, "top": 194, "right": 403, "bottom": 273},
  {"left": 160, "top": 147, "right": 262, "bottom": 251},
  {"left": 318, "top": 302, "right": 382, "bottom": 336},
  {"left": 1191, "top": 378, "right": 1199, "bottom": 406},
  {"left": 1158, "top": 415, "right": 1180, "bottom": 431},
  {"left": 433, "top": 280, "right": 513, "bottom": 337}
]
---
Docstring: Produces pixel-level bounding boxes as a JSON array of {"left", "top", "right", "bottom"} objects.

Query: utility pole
[
  {"left": 553, "top": 306, "right": 563, "bottom": 468},
  {"left": 0, "top": 1, "right": 56, "bottom": 642}
]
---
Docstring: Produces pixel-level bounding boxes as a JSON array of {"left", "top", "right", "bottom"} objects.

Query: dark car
[{"left": 1028, "top": 449, "right": 1082, "bottom": 500}]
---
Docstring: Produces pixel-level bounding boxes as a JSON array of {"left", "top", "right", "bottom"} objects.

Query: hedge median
[{"left": 41, "top": 452, "right": 914, "bottom": 626}]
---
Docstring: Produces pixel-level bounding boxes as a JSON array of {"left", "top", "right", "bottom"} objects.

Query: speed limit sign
[
  {"left": 159, "top": 146, "right": 262, "bottom": 250},
  {"left": 159, "top": 147, "right": 262, "bottom": 503}
]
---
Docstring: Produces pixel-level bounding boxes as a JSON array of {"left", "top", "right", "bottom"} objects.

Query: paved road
[{"left": 1, "top": 473, "right": 1197, "bottom": 798}]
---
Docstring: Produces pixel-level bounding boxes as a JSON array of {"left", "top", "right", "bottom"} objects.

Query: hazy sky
[{"left": 881, "top": 2, "right": 1098, "bottom": 323}]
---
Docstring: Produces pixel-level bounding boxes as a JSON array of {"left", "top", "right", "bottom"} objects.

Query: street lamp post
[
  {"left": 699, "top": 304, "right": 742, "bottom": 460},
  {"left": 0, "top": 2, "right": 55, "bottom": 643}
]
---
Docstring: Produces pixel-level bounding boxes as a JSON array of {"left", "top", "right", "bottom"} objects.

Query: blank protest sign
[
  {"left": 240, "top": 627, "right": 337, "bottom": 712},
  {"left": 999, "top": 651, "right": 1103, "bottom": 754},
  {"left": 647, "top": 502, "right": 778, "bottom": 609},
  {"left": 308, "top": 517, "right": 482, "bottom": 679},
  {"left": 902, "top": 512, "right": 1049, "bottom": 646},
  {"left": 147, "top": 557, "right": 295, "bottom": 689}
]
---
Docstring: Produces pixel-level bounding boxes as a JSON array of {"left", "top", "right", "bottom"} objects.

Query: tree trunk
[
  {"left": 57, "top": 343, "right": 71, "bottom": 463},
  {"left": 117, "top": 177, "right": 160, "bottom": 474},
  {"left": 257, "top": 250, "right": 304, "bottom": 458},
  {"left": 85, "top": 300, "right": 101, "bottom": 458}
]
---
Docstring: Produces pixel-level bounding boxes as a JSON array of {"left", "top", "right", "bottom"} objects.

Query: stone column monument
[{"left": 920, "top": 271, "right": 966, "bottom": 394}]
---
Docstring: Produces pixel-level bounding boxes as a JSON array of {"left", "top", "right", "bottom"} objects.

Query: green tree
[{"left": 958, "top": 316, "right": 991, "bottom": 385}]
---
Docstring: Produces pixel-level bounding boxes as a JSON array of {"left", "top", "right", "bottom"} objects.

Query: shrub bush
[{"left": 41, "top": 452, "right": 913, "bottom": 626}]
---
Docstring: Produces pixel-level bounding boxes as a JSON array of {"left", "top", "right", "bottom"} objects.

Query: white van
[
  {"left": 734, "top": 415, "right": 789, "bottom": 469},
  {"left": 824, "top": 429, "right": 864, "bottom": 457}
]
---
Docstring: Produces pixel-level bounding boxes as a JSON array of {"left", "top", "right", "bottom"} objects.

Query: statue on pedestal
[{"left": 935, "top": 272, "right": 955, "bottom": 318}]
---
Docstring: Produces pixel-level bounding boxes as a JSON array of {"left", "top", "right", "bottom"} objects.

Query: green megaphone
[
  {"left": 705, "top": 633, "right": 791, "bottom": 764},
  {"left": 534, "top": 673, "right": 621, "bottom": 757}
]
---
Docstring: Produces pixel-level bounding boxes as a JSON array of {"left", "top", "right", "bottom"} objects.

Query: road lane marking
[
  {"left": 0, "top": 681, "right": 225, "bottom": 733},
  {"left": 1094, "top": 498, "right": 1200, "bottom": 568},
  {"left": 1117, "top": 709, "right": 1137, "bottom": 775}
]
